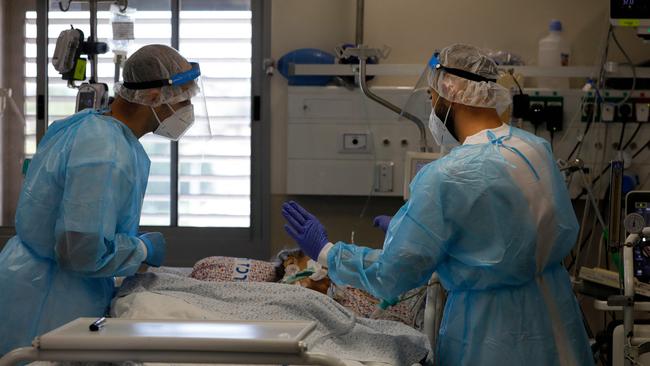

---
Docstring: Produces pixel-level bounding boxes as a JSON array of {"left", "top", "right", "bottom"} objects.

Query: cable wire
[
  {"left": 566, "top": 26, "right": 612, "bottom": 161},
  {"left": 509, "top": 71, "right": 524, "bottom": 94},
  {"left": 574, "top": 124, "right": 645, "bottom": 200},
  {"left": 622, "top": 123, "right": 642, "bottom": 150},
  {"left": 617, "top": 121, "right": 627, "bottom": 151},
  {"left": 610, "top": 27, "right": 637, "bottom": 106},
  {"left": 633, "top": 139, "right": 650, "bottom": 159}
]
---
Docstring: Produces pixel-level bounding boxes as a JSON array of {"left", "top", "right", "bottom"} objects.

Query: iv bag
[{"left": 110, "top": 4, "right": 136, "bottom": 53}]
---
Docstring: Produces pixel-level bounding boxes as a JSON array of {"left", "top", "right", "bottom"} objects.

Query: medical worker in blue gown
[
  {"left": 0, "top": 44, "right": 200, "bottom": 354},
  {"left": 282, "top": 44, "right": 593, "bottom": 366}
]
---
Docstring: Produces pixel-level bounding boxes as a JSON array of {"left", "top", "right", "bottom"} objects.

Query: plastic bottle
[{"left": 538, "top": 19, "right": 570, "bottom": 89}]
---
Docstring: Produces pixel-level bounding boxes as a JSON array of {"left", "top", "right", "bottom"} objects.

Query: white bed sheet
[{"left": 112, "top": 291, "right": 410, "bottom": 366}]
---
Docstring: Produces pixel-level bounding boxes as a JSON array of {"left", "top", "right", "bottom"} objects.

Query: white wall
[{"left": 271, "top": 0, "right": 355, "bottom": 195}]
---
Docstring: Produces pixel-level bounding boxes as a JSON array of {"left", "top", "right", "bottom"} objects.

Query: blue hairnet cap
[
  {"left": 115, "top": 44, "right": 200, "bottom": 107},
  {"left": 428, "top": 44, "right": 512, "bottom": 115}
]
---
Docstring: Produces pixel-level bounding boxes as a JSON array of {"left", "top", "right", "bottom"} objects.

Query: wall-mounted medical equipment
[
  {"left": 286, "top": 86, "right": 650, "bottom": 199},
  {"left": 286, "top": 86, "right": 427, "bottom": 197},
  {"left": 610, "top": 0, "right": 650, "bottom": 41},
  {"left": 334, "top": 45, "right": 431, "bottom": 153}
]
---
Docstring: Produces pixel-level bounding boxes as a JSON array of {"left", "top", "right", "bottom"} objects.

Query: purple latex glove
[
  {"left": 281, "top": 201, "right": 329, "bottom": 260},
  {"left": 373, "top": 215, "right": 392, "bottom": 233}
]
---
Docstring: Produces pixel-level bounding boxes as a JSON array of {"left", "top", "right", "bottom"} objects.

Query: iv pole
[{"left": 57, "top": 0, "right": 128, "bottom": 84}]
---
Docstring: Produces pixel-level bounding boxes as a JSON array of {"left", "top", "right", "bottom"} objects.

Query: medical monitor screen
[
  {"left": 77, "top": 91, "right": 95, "bottom": 111},
  {"left": 410, "top": 159, "right": 434, "bottom": 182},
  {"left": 611, "top": 0, "right": 650, "bottom": 19}
]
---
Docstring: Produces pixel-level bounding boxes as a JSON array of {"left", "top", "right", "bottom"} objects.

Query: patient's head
[{"left": 275, "top": 248, "right": 331, "bottom": 294}]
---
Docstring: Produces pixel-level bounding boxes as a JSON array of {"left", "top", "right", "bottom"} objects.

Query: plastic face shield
[
  {"left": 184, "top": 66, "right": 216, "bottom": 139},
  {"left": 171, "top": 62, "right": 201, "bottom": 86},
  {"left": 399, "top": 52, "right": 502, "bottom": 130},
  {"left": 120, "top": 61, "right": 216, "bottom": 139},
  {"left": 398, "top": 54, "right": 439, "bottom": 132}
]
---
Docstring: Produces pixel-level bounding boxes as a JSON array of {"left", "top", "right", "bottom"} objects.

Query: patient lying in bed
[{"left": 189, "top": 249, "right": 426, "bottom": 329}]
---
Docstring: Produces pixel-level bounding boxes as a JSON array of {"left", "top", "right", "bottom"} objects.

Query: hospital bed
[{"left": 0, "top": 271, "right": 445, "bottom": 366}]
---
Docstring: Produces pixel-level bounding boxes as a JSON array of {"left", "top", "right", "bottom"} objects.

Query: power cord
[
  {"left": 610, "top": 28, "right": 637, "bottom": 106},
  {"left": 574, "top": 138, "right": 650, "bottom": 200}
]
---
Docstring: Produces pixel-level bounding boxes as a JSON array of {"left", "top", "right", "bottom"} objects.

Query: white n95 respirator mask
[
  {"left": 152, "top": 103, "right": 195, "bottom": 141},
  {"left": 429, "top": 96, "right": 460, "bottom": 152}
]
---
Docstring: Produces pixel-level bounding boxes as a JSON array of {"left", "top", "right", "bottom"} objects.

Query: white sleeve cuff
[{"left": 318, "top": 242, "right": 334, "bottom": 267}]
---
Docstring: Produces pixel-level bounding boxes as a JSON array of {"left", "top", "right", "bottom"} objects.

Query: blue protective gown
[
  {"left": 327, "top": 124, "right": 592, "bottom": 366},
  {"left": 0, "top": 110, "right": 150, "bottom": 354}
]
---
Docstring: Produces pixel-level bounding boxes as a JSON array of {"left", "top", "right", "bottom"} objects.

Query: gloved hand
[
  {"left": 138, "top": 232, "right": 166, "bottom": 267},
  {"left": 373, "top": 215, "right": 392, "bottom": 233},
  {"left": 281, "top": 201, "right": 329, "bottom": 260}
]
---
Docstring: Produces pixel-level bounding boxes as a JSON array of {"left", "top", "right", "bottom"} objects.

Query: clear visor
[
  {"left": 183, "top": 75, "right": 216, "bottom": 138},
  {"left": 398, "top": 62, "right": 435, "bottom": 131},
  {"left": 400, "top": 53, "right": 513, "bottom": 125},
  {"left": 178, "top": 61, "right": 246, "bottom": 180}
]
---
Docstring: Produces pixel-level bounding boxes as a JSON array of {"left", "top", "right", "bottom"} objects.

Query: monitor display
[
  {"left": 611, "top": 0, "right": 650, "bottom": 19},
  {"left": 628, "top": 195, "right": 650, "bottom": 282},
  {"left": 77, "top": 91, "right": 95, "bottom": 111}
]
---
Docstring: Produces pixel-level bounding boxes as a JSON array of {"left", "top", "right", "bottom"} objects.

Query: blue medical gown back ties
[
  {"left": 0, "top": 110, "right": 150, "bottom": 354},
  {"left": 326, "top": 125, "right": 593, "bottom": 366}
]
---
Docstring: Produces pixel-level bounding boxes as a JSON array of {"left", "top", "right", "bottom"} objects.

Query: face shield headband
[
  {"left": 122, "top": 62, "right": 201, "bottom": 90},
  {"left": 427, "top": 54, "right": 497, "bottom": 84}
]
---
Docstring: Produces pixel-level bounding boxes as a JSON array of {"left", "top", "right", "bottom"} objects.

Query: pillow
[{"left": 191, "top": 256, "right": 279, "bottom": 283}]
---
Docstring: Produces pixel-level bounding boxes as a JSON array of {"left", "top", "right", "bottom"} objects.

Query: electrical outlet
[
  {"left": 528, "top": 102, "right": 546, "bottom": 128},
  {"left": 546, "top": 100, "right": 564, "bottom": 133},
  {"left": 581, "top": 99, "right": 599, "bottom": 123},
  {"left": 601, "top": 103, "right": 615, "bottom": 122},
  {"left": 636, "top": 102, "right": 649, "bottom": 122},
  {"left": 341, "top": 133, "right": 370, "bottom": 153},
  {"left": 617, "top": 103, "right": 634, "bottom": 122},
  {"left": 374, "top": 161, "right": 394, "bottom": 192}
]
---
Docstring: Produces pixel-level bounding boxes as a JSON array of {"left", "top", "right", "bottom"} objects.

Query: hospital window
[{"left": 23, "top": 0, "right": 252, "bottom": 229}]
